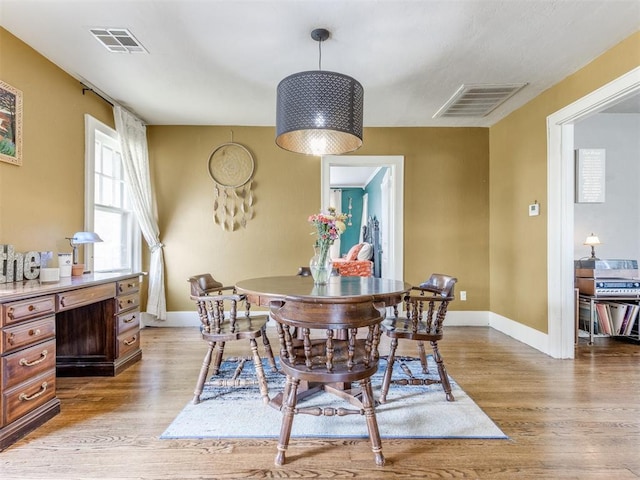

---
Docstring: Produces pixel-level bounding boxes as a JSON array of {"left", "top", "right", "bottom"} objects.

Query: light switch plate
[{"left": 529, "top": 203, "right": 540, "bottom": 216}]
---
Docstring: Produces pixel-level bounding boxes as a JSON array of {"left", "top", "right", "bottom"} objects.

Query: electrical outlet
[{"left": 460, "top": 291, "right": 467, "bottom": 301}]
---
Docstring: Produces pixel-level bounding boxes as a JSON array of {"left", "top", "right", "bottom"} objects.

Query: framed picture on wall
[
  {"left": 575, "top": 148, "right": 605, "bottom": 203},
  {"left": 0, "top": 80, "right": 23, "bottom": 166}
]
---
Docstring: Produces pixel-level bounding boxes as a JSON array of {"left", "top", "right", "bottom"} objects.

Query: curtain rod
[{"left": 81, "top": 83, "right": 114, "bottom": 107}]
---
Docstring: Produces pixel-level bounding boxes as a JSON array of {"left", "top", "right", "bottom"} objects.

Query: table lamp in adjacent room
[
  {"left": 584, "top": 233, "right": 601, "bottom": 260},
  {"left": 66, "top": 231, "right": 103, "bottom": 275}
]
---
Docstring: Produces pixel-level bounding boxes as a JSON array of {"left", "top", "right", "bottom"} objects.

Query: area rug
[{"left": 161, "top": 356, "right": 507, "bottom": 440}]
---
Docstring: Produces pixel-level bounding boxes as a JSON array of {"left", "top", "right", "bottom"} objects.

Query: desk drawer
[
  {"left": 57, "top": 283, "right": 115, "bottom": 311},
  {"left": 117, "top": 278, "right": 140, "bottom": 295},
  {"left": 1, "top": 296, "right": 56, "bottom": 327},
  {"left": 2, "top": 371, "right": 56, "bottom": 425},
  {"left": 117, "top": 330, "right": 140, "bottom": 358},
  {"left": 116, "top": 293, "right": 140, "bottom": 313},
  {"left": 1, "top": 316, "right": 56, "bottom": 354},
  {"left": 2, "top": 339, "right": 56, "bottom": 389},
  {"left": 117, "top": 309, "right": 140, "bottom": 334}
]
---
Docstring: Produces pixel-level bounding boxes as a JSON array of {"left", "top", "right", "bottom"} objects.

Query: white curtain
[
  {"left": 113, "top": 106, "right": 167, "bottom": 320},
  {"left": 329, "top": 189, "right": 342, "bottom": 259}
]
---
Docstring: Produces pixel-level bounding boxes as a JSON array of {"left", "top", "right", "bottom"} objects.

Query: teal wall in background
[
  {"left": 339, "top": 188, "right": 364, "bottom": 256},
  {"left": 364, "top": 167, "right": 389, "bottom": 228},
  {"left": 335, "top": 167, "right": 390, "bottom": 257}
]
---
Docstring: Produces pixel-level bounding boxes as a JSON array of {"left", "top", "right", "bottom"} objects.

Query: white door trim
[
  {"left": 547, "top": 66, "right": 640, "bottom": 358},
  {"left": 321, "top": 155, "right": 404, "bottom": 281}
]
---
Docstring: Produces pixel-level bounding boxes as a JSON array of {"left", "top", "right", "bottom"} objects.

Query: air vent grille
[
  {"left": 90, "top": 28, "right": 147, "bottom": 53},
  {"left": 433, "top": 83, "right": 527, "bottom": 118}
]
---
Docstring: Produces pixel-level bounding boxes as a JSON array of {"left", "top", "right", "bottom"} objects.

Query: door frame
[
  {"left": 321, "top": 155, "right": 404, "bottom": 281},
  {"left": 547, "top": 66, "right": 640, "bottom": 358}
]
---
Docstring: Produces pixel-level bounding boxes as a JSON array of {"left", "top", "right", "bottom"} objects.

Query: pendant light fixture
[{"left": 276, "top": 28, "right": 364, "bottom": 156}]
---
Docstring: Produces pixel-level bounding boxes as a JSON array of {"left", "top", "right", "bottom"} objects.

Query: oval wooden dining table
[
  {"left": 235, "top": 274, "right": 411, "bottom": 402},
  {"left": 236, "top": 275, "right": 410, "bottom": 309}
]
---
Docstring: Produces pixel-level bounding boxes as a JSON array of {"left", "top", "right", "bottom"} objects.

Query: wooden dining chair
[
  {"left": 269, "top": 297, "right": 387, "bottom": 467},
  {"left": 188, "top": 273, "right": 277, "bottom": 405},
  {"left": 379, "top": 273, "right": 458, "bottom": 403}
]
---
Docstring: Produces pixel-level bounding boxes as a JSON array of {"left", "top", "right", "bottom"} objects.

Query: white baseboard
[
  {"left": 142, "top": 310, "right": 550, "bottom": 357},
  {"left": 487, "top": 311, "right": 550, "bottom": 355},
  {"left": 445, "top": 310, "right": 491, "bottom": 326}
]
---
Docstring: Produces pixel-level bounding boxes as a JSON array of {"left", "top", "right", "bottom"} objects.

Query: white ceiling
[
  {"left": 330, "top": 166, "right": 379, "bottom": 188},
  {"left": 1, "top": 0, "right": 638, "bottom": 127}
]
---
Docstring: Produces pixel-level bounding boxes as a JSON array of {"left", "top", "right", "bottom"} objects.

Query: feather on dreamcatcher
[{"left": 208, "top": 142, "right": 255, "bottom": 231}]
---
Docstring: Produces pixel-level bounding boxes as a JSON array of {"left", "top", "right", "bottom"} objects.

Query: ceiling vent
[
  {"left": 433, "top": 83, "right": 527, "bottom": 118},
  {"left": 90, "top": 28, "right": 148, "bottom": 53}
]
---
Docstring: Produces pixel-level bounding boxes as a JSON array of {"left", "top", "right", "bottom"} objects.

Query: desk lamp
[
  {"left": 584, "top": 233, "right": 601, "bottom": 260},
  {"left": 66, "top": 232, "right": 103, "bottom": 274}
]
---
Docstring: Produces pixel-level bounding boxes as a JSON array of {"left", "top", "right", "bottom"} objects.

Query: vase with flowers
[{"left": 308, "top": 207, "right": 348, "bottom": 285}]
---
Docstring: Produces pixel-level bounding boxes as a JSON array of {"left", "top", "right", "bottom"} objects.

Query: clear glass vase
[{"left": 309, "top": 247, "right": 333, "bottom": 285}]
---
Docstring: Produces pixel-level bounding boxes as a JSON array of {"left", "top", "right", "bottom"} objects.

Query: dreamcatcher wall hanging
[{"left": 207, "top": 140, "right": 255, "bottom": 231}]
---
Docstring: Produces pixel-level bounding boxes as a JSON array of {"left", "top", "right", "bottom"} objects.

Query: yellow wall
[
  {"left": 0, "top": 26, "right": 490, "bottom": 315},
  {"left": 489, "top": 31, "right": 640, "bottom": 332},
  {"left": 148, "top": 126, "right": 490, "bottom": 311},
  {"left": 0, "top": 28, "right": 113, "bottom": 255},
  {"left": 4, "top": 22, "right": 637, "bottom": 329}
]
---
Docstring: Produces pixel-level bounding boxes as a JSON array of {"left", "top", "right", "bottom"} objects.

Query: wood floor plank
[{"left": 1, "top": 326, "right": 638, "bottom": 479}]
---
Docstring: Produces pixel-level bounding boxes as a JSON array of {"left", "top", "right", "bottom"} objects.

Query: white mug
[{"left": 58, "top": 253, "right": 72, "bottom": 277}]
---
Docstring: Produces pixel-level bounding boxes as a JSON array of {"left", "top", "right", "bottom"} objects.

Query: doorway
[
  {"left": 321, "top": 155, "right": 404, "bottom": 281},
  {"left": 547, "top": 66, "right": 640, "bottom": 359}
]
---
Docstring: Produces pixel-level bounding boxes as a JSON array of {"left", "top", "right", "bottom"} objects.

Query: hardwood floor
[{"left": 1, "top": 326, "right": 638, "bottom": 479}]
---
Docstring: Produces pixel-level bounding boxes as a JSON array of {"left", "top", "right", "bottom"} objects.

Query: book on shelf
[
  {"left": 595, "top": 302, "right": 611, "bottom": 335},
  {"left": 608, "top": 303, "right": 627, "bottom": 335},
  {"left": 622, "top": 304, "right": 639, "bottom": 336},
  {"left": 578, "top": 300, "right": 593, "bottom": 332}
]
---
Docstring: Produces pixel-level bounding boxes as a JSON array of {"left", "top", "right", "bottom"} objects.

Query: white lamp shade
[
  {"left": 71, "top": 231, "right": 103, "bottom": 244},
  {"left": 584, "top": 234, "right": 601, "bottom": 246}
]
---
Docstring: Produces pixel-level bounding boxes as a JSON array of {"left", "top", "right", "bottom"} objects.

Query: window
[{"left": 84, "top": 115, "right": 140, "bottom": 273}]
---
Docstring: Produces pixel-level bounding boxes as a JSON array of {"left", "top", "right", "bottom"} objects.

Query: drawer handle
[
  {"left": 119, "top": 282, "right": 136, "bottom": 293},
  {"left": 8, "top": 333, "right": 15, "bottom": 345},
  {"left": 119, "top": 299, "right": 135, "bottom": 308},
  {"left": 29, "top": 328, "right": 41, "bottom": 337},
  {"left": 124, "top": 335, "right": 137, "bottom": 346},
  {"left": 59, "top": 296, "right": 67, "bottom": 308},
  {"left": 6, "top": 305, "right": 37, "bottom": 319},
  {"left": 123, "top": 315, "right": 136, "bottom": 324},
  {"left": 19, "top": 381, "right": 48, "bottom": 402},
  {"left": 20, "top": 349, "right": 49, "bottom": 367}
]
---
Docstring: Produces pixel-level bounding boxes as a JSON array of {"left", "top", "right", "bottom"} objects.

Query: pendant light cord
[{"left": 318, "top": 37, "right": 323, "bottom": 70}]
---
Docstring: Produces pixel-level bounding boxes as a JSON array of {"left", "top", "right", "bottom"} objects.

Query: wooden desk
[{"left": 0, "top": 272, "right": 143, "bottom": 451}]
